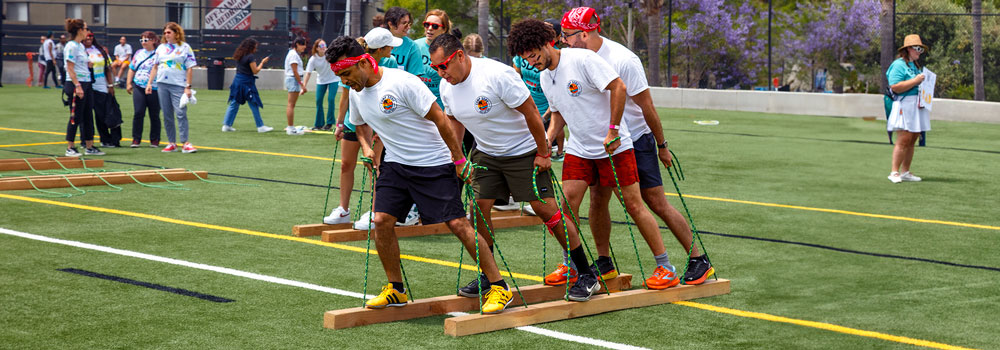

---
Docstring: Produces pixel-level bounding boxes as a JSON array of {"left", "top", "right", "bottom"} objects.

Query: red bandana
[
  {"left": 330, "top": 53, "right": 379, "bottom": 74},
  {"left": 561, "top": 7, "right": 601, "bottom": 33}
]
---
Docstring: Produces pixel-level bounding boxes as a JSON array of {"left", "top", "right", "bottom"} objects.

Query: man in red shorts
[{"left": 508, "top": 19, "right": 679, "bottom": 290}]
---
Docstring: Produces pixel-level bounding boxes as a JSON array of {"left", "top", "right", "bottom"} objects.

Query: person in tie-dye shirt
[{"left": 146, "top": 22, "right": 198, "bottom": 153}]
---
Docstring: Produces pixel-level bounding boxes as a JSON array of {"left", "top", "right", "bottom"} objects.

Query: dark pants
[
  {"left": 132, "top": 88, "right": 161, "bottom": 144},
  {"left": 44, "top": 60, "right": 59, "bottom": 87},
  {"left": 64, "top": 82, "right": 95, "bottom": 143},
  {"left": 55, "top": 59, "right": 66, "bottom": 83},
  {"left": 93, "top": 90, "right": 122, "bottom": 146}
]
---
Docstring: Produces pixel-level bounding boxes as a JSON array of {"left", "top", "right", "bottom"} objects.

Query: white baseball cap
[{"left": 364, "top": 27, "right": 403, "bottom": 49}]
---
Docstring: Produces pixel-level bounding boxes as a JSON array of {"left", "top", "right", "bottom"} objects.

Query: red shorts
[{"left": 562, "top": 150, "right": 639, "bottom": 187}]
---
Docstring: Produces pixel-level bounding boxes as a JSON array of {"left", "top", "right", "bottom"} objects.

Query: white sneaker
[
  {"left": 221, "top": 125, "right": 236, "bottom": 132},
  {"left": 900, "top": 171, "right": 922, "bottom": 182},
  {"left": 522, "top": 204, "right": 536, "bottom": 216},
  {"left": 354, "top": 211, "right": 375, "bottom": 230},
  {"left": 286, "top": 126, "right": 305, "bottom": 136},
  {"left": 493, "top": 196, "right": 520, "bottom": 211},
  {"left": 888, "top": 172, "right": 902, "bottom": 183},
  {"left": 257, "top": 125, "right": 274, "bottom": 133},
  {"left": 324, "top": 206, "right": 351, "bottom": 225},
  {"left": 399, "top": 204, "right": 420, "bottom": 226}
]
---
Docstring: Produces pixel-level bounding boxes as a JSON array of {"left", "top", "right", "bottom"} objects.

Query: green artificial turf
[{"left": 1, "top": 85, "right": 998, "bottom": 349}]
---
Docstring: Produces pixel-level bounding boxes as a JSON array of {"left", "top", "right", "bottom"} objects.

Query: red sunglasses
[
  {"left": 423, "top": 22, "right": 442, "bottom": 30},
  {"left": 431, "top": 50, "right": 460, "bottom": 71}
]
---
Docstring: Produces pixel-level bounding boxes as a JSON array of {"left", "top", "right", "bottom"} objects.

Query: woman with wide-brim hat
[{"left": 885, "top": 34, "right": 930, "bottom": 183}]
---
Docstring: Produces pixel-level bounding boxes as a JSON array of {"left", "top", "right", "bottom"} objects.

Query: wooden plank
[
  {"left": 444, "top": 279, "right": 730, "bottom": 337},
  {"left": 323, "top": 274, "right": 632, "bottom": 330},
  {"left": 0, "top": 157, "right": 103, "bottom": 171},
  {"left": 0, "top": 169, "right": 206, "bottom": 191},
  {"left": 320, "top": 215, "right": 543, "bottom": 242},
  {"left": 294, "top": 210, "right": 529, "bottom": 237}
]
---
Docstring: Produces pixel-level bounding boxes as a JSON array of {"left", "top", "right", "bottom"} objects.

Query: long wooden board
[
  {"left": 320, "top": 215, "right": 543, "bottom": 242},
  {"left": 0, "top": 157, "right": 103, "bottom": 171},
  {"left": 323, "top": 274, "right": 632, "bottom": 330},
  {"left": 444, "top": 279, "right": 730, "bottom": 337},
  {"left": 0, "top": 169, "right": 206, "bottom": 191},
  {"left": 294, "top": 210, "right": 529, "bottom": 237}
]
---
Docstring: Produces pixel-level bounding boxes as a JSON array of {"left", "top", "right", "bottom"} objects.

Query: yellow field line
[
  {"left": 672, "top": 301, "right": 975, "bottom": 350},
  {"left": 0, "top": 193, "right": 534, "bottom": 281},
  {"left": 0, "top": 192, "right": 977, "bottom": 349},
  {"left": 0, "top": 141, "right": 67, "bottom": 148},
  {"left": 0, "top": 126, "right": 65, "bottom": 136},
  {"left": 3, "top": 125, "right": 996, "bottom": 232}
]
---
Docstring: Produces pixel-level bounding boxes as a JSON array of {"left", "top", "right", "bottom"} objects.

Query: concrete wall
[{"left": 647, "top": 87, "right": 1000, "bottom": 124}]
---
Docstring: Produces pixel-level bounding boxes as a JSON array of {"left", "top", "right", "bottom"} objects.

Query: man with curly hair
[
  {"left": 325, "top": 36, "right": 513, "bottom": 314},
  {"left": 508, "top": 19, "right": 680, "bottom": 290}
]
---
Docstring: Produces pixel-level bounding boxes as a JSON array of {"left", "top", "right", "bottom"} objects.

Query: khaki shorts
[{"left": 471, "top": 148, "right": 554, "bottom": 202}]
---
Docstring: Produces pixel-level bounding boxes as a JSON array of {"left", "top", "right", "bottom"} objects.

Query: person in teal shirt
[
  {"left": 414, "top": 9, "right": 451, "bottom": 108},
  {"left": 383, "top": 7, "right": 423, "bottom": 77},
  {"left": 884, "top": 34, "right": 930, "bottom": 184}
]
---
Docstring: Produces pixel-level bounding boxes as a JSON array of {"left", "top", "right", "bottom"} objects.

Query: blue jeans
[
  {"left": 314, "top": 83, "right": 338, "bottom": 128},
  {"left": 222, "top": 99, "right": 264, "bottom": 128}
]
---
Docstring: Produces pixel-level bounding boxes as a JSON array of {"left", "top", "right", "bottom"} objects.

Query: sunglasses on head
[
  {"left": 911, "top": 46, "right": 924, "bottom": 53},
  {"left": 431, "top": 50, "right": 460, "bottom": 71},
  {"left": 423, "top": 22, "right": 442, "bottom": 30}
]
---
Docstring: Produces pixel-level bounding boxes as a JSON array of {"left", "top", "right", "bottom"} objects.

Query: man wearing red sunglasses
[
  {"left": 325, "top": 35, "right": 514, "bottom": 314},
  {"left": 431, "top": 33, "right": 602, "bottom": 302}
]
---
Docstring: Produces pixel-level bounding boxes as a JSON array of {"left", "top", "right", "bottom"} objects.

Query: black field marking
[
  {"left": 597, "top": 218, "right": 1000, "bottom": 273},
  {"left": 0, "top": 149, "right": 371, "bottom": 193},
  {"left": 57, "top": 268, "right": 235, "bottom": 302},
  {"left": 665, "top": 128, "right": 1000, "bottom": 155}
]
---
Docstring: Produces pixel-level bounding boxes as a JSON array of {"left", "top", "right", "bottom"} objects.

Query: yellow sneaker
[
  {"left": 481, "top": 285, "right": 513, "bottom": 314},
  {"left": 365, "top": 284, "right": 408, "bottom": 309}
]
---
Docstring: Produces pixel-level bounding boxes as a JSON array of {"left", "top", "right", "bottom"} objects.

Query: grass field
[{"left": 1, "top": 84, "right": 998, "bottom": 349}]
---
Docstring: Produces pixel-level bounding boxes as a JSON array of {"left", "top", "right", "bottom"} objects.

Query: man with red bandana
[
  {"left": 559, "top": 7, "right": 715, "bottom": 285},
  {"left": 324, "top": 35, "right": 513, "bottom": 314},
  {"left": 507, "top": 19, "right": 680, "bottom": 290}
]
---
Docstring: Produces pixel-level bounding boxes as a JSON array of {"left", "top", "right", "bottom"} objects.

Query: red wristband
[{"left": 536, "top": 152, "right": 551, "bottom": 159}]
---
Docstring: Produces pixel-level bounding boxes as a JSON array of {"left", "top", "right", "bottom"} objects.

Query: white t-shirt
[
  {"left": 86, "top": 46, "right": 110, "bottom": 93},
  {"left": 596, "top": 37, "right": 651, "bottom": 140},
  {"left": 114, "top": 43, "right": 133, "bottom": 61},
  {"left": 284, "top": 49, "right": 303, "bottom": 77},
  {"left": 304, "top": 54, "right": 339, "bottom": 85},
  {"left": 64, "top": 41, "right": 91, "bottom": 83},
  {"left": 152, "top": 42, "right": 197, "bottom": 87},
  {"left": 348, "top": 68, "right": 451, "bottom": 167},
  {"left": 441, "top": 57, "right": 535, "bottom": 157},
  {"left": 42, "top": 39, "right": 55, "bottom": 61},
  {"left": 540, "top": 48, "right": 632, "bottom": 159}
]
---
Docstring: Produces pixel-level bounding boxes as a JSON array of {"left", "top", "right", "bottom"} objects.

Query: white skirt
[{"left": 887, "top": 95, "right": 931, "bottom": 132}]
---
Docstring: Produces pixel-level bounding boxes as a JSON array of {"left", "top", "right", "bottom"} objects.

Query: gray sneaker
[
  {"left": 567, "top": 271, "right": 600, "bottom": 302},
  {"left": 84, "top": 147, "right": 105, "bottom": 156},
  {"left": 65, "top": 147, "right": 81, "bottom": 157}
]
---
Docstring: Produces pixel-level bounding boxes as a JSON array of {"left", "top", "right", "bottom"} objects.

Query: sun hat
[{"left": 897, "top": 34, "right": 928, "bottom": 53}]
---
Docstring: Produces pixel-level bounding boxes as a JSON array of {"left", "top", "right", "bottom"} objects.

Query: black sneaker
[
  {"left": 567, "top": 271, "right": 600, "bottom": 301},
  {"left": 85, "top": 147, "right": 105, "bottom": 156},
  {"left": 457, "top": 273, "right": 490, "bottom": 297},
  {"left": 682, "top": 255, "right": 715, "bottom": 285},
  {"left": 65, "top": 147, "right": 81, "bottom": 157},
  {"left": 589, "top": 258, "right": 619, "bottom": 280},
  {"left": 322, "top": 124, "right": 333, "bottom": 131}
]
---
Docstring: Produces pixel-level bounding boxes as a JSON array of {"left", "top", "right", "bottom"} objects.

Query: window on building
[
  {"left": 166, "top": 2, "right": 193, "bottom": 29},
  {"left": 92, "top": 4, "right": 105, "bottom": 25},
  {"left": 307, "top": 3, "right": 323, "bottom": 31},
  {"left": 66, "top": 4, "right": 82, "bottom": 20},
  {"left": 274, "top": 7, "right": 300, "bottom": 30},
  {"left": 6, "top": 2, "right": 27, "bottom": 22}
]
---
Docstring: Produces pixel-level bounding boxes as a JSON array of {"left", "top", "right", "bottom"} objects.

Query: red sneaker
[
  {"left": 161, "top": 143, "right": 177, "bottom": 152},
  {"left": 182, "top": 142, "right": 198, "bottom": 153},
  {"left": 543, "top": 264, "right": 578, "bottom": 286},
  {"left": 644, "top": 265, "right": 680, "bottom": 290}
]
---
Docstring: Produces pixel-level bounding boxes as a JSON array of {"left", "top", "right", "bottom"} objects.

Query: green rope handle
[
  {"left": 322, "top": 140, "right": 342, "bottom": 218},
  {"left": 24, "top": 177, "right": 72, "bottom": 198},
  {"left": 399, "top": 258, "right": 414, "bottom": 301},
  {"left": 547, "top": 170, "right": 611, "bottom": 297},
  {"left": 24, "top": 158, "right": 64, "bottom": 176},
  {"left": 57, "top": 175, "right": 88, "bottom": 196},
  {"left": 185, "top": 170, "right": 260, "bottom": 187},
  {"left": 87, "top": 173, "right": 124, "bottom": 192},
  {"left": 0, "top": 172, "right": 30, "bottom": 178},
  {"left": 666, "top": 165, "right": 716, "bottom": 283},
  {"left": 124, "top": 171, "right": 189, "bottom": 190},
  {"left": 603, "top": 142, "right": 648, "bottom": 283},
  {"left": 359, "top": 162, "right": 374, "bottom": 307},
  {"left": 77, "top": 155, "right": 103, "bottom": 173},
  {"left": 152, "top": 170, "right": 187, "bottom": 188},
  {"left": 669, "top": 150, "right": 685, "bottom": 180},
  {"left": 465, "top": 182, "right": 528, "bottom": 309},
  {"left": 530, "top": 166, "right": 548, "bottom": 205}
]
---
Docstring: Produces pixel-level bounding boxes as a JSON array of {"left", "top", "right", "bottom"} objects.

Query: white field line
[{"left": 1, "top": 227, "right": 649, "bottom": 350}]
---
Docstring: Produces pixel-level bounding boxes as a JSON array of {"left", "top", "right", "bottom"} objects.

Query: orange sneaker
[
  {"left": 644, "top": 265, "right": 680, "bottom": 290},
  {"left": 543, "top": 264, "right": 578, "bottom": 286}
]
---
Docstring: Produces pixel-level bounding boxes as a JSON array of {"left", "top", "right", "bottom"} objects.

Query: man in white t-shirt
[
  {"left": 326, "top": 36, "right": 514, "bottom": 314},
  {"left": 432, "top": 33, "right": 601, "bottom": 301},
  {"left": 113, "top": 36, "right": 133, "bottom": 86},
  {"left": 509, "top": 19, "right": 680, "bottom": 290},
  {"left": 559, "top": 7, "right": 715, "bottom": 285},
  {"left": 42, "top": 34, "right": 60, "bottom": 88}
]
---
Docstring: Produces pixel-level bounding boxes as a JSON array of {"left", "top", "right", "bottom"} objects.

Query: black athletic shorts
[
  {"left": 633, "top": 132, "right": 664, "bottom": 189},
  {"left": 373, "top": 161, "right": 465, "bottom": 225}
]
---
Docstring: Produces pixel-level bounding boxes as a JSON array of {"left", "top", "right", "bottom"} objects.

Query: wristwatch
[{"left": 657, "top": 140, "right": 668, "bottom": 149}]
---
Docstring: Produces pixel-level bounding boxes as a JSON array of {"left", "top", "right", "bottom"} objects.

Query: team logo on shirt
[
  {"left": 380, "top": 95, "right": 398, "bottom": 114},
  {"left": 475, "top": 96, "right": 492, "bottom": 114},
  {"left": 567, "top": 80, "right": 582, "bottom": 97}
]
